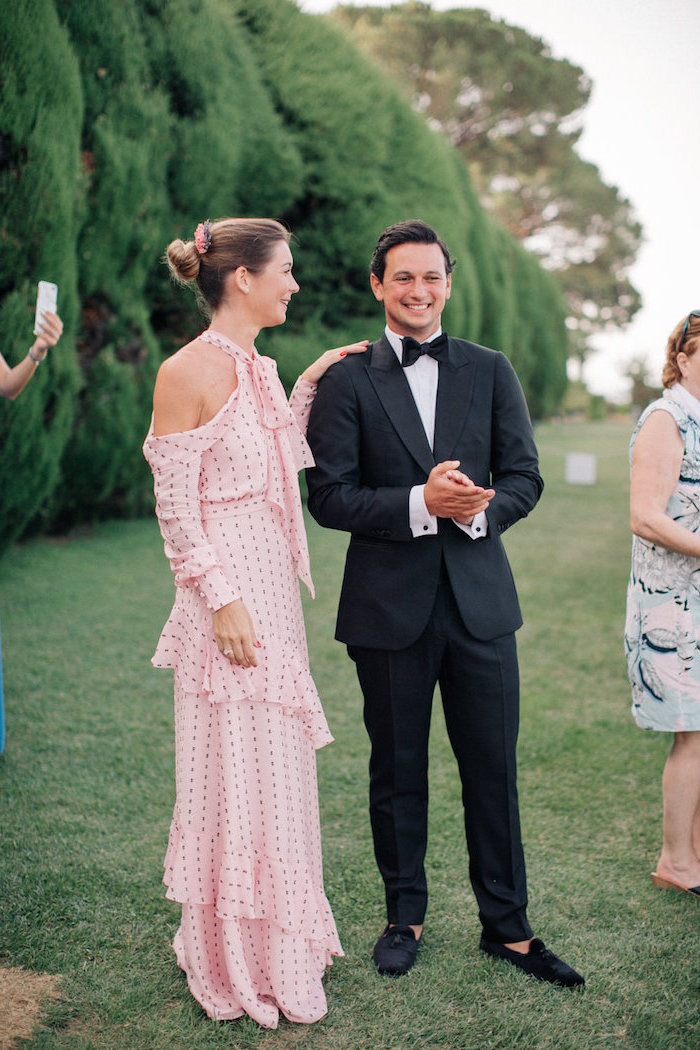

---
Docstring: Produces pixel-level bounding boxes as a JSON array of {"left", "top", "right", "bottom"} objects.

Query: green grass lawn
[{"left": 1, "top": 418, "right": 699, "bottom": 1049}]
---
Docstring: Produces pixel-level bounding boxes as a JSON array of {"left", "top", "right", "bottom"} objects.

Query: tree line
[
  {"left": 329, "top": 2, "right": 642, "bottom": 370},
  {"left": 0, "top": 0, "right": 572, "bottom": 553}
]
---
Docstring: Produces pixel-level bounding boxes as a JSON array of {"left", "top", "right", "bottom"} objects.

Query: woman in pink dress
[{"left": 143, "top": 218, "right": 366, "bottom": 1027}]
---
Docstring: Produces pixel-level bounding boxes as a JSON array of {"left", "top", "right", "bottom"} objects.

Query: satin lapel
[
  {"left": 433, "top": 339, "right": 476, "bottom": 462},
  {"left": 366, "top": 336, "right": 435, "bottom": 475}
]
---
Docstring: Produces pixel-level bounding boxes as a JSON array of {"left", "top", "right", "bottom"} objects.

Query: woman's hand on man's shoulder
[{"left": 301, "top": 340, "right": 369, "bottom": 385}]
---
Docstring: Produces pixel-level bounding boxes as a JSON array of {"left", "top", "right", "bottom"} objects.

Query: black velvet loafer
[
  {"left": 479, "top": 936, "right": 585, "bottom": 988},
  {"left": 373, "top": 924, "right": 421, "bottom": 976}
]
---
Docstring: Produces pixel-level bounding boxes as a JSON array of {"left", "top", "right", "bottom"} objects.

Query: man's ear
[{"left": 370, "top": 273, "right": 384, "bottom": 303}]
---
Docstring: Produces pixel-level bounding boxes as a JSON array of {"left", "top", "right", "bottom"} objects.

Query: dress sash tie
[{"left": 199, "top": 330, "right": 315, "bottom": 595}]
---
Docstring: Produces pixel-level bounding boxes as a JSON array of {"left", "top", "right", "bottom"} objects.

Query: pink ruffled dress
[{"left": 143, "top": 330, "right": 342, "bottom": 1028}]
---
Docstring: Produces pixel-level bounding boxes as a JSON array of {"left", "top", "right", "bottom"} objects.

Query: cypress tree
[
  {"left": 0, "top": 0, "right": 83, "bottom": 552},
  {"left": 0, "top": 0, "right": 571, "bottom": 548}
]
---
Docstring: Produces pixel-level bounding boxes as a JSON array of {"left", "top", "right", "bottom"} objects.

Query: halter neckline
[{"left": 200, "top": 329, "right": 257, "bottom": 361}]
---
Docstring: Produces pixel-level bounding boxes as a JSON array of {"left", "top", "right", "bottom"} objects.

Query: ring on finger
[{"left": 223, "top": 648, "right": 234, "bottom": 656}]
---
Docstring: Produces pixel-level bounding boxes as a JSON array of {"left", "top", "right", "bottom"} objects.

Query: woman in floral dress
[
  {"left": 143, "top": 218, "right": 366, "bottom": 1026},
  {"left": 625, "top": 309, "right": 700, "bottom": 898}
]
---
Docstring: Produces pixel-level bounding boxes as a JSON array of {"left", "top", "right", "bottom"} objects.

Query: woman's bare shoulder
[
  {"left": 156, "top": 337, "right": 209, "bottom": 383},
  {"left": 634, "top": 404, "right": 683, "bottom": 468},
  {"left": 153, "top": 340, "right": 212, "bottom": 435},
  {"left": 637, "top": 403, "right": 682, "bottom": 440},
  {"left": 153, "top": 338, "right": 238, "bottom": 436}
]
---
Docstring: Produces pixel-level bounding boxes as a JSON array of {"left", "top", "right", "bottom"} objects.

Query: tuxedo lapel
[
  {"left": 366, "top": 337, "right": 435, "bottom": 476},
  {"left": 433, "top": 339, "right": 476, "bottom": 462}
]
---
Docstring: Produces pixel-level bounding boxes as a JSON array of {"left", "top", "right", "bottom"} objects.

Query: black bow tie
[{"left": 401, "top": 332, "right": 448, "bottom": 367}]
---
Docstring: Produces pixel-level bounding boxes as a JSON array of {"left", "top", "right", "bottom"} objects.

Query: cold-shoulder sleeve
[{"left": 143, "top": 423, "right": 240, "bottom": 611}]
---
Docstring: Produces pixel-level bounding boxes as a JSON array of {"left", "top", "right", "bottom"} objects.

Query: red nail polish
[{"left": 339, "top": 350, "right": 347, "bottom": 357}]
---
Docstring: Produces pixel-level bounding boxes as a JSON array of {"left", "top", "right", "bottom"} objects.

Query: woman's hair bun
[{"left": 166, "top": 238, "right": 201, "bottom": 283}]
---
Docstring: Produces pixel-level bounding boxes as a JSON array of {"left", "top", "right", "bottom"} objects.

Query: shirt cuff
[
  {"left": 410, "top": 485, "right": 438, "bottom": 537},
  {"left": 453, "top": 510, "right": 488, "bottom": 539}
]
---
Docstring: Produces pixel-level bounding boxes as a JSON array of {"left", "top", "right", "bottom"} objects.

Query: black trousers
[{"left": 348, "top": 569, "right": 533, "bottom": 943}]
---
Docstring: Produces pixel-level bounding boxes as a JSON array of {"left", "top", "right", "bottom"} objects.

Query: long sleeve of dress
[
  {"left": 143, "top": 426, "right": 240, "bottom": 612},
  {"left": 288, "top": 377, "right": 317, "bottom": 437}
]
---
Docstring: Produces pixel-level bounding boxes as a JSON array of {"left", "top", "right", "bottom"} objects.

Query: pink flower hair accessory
[{"left": 194, "top": 220, "right": 212, "bottom": 255}]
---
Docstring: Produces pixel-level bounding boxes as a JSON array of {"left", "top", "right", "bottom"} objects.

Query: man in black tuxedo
[{"left": 306, "top": 220, "right": 584, "bottom": 987}]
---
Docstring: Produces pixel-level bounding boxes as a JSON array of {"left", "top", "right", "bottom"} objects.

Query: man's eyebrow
[{"left": 389, "top": 269, "right": 443, "bottom": 278}]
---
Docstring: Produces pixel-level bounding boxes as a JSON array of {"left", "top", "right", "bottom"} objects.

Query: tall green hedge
[
  {"left": 0, "top": 0, "right": 83, "bottom": 549},
  {"left": 0, "top": 0, "right": 570, "bottom": 554}
]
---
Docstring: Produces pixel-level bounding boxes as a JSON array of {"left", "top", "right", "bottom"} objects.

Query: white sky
[{"left": 298, "top": 0, "right": 700, "bottom": 399}]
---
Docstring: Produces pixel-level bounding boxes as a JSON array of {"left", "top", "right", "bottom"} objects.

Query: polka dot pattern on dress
[{"left": 143, "top": 331, "right": 342, "bottom": 1028}]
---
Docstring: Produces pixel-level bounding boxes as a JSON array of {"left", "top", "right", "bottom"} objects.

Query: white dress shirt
[{"left": 384, "top": 326, "right": 488, "bottom": 540}]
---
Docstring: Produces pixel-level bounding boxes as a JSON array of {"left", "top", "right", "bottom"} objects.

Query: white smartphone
[{"left": 34, "top": 281, "right": 58, "bottom": 335}]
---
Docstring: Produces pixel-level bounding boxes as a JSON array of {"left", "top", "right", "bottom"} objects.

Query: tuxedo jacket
[{"left": 305, "top": 334, "right": 543, "bottom": 649}]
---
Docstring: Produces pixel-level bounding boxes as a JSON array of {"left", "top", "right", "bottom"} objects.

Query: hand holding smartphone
[{"left": 34, "top": 281, "right": 58, "bottom": 336}]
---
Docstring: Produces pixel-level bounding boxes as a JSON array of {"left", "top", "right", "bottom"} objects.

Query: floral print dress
[{"left": 625, "top": 389, "right": 700, "bottom": 731}]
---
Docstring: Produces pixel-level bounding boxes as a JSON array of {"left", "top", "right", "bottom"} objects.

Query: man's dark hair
[{"left": 370, "top": 219, "right": 455, "bottom": 282}]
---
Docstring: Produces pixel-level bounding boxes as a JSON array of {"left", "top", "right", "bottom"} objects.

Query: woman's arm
[
  {"left": 630, "top": 408, "right": 700, "bottom": 556},
  {"left": 290, "top": 340, "right": 368, "bottom": 436},
  {"left": 147, "top": 351, "right": 259, "bottom": 666},
  {"left": 299, "top": 340, "right": 368, "bottom": 386},
  {"left": 0, "top": 311, "right": 63, "bottom": 400}
]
